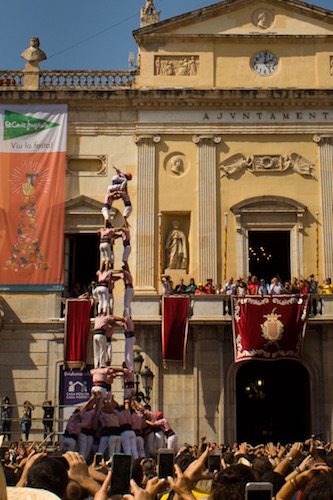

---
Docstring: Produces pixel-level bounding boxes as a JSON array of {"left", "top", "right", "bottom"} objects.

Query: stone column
[
  {"left": 133, "top": 134, "right": 161, "bottom": 292},
  {"left": 192, "top": 135, "right": 221, "bottom": 283},
  {"left": 313, "top": 135, "right": 333, "bottom": 279}
]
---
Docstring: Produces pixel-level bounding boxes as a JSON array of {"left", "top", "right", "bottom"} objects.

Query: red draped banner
[
  {"left": 64, "top": 299, "right": 92, "bottom": 369},
  {"left": 231, "top": 295, "right": 309, "bottom": 362},
  {"left": 162, "top": 296, "right": 190, "bottom": 368}
]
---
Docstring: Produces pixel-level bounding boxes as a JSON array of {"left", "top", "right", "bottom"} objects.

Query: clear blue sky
[{"left": 0, "top": 0, "right": 332, "bottom": 70}]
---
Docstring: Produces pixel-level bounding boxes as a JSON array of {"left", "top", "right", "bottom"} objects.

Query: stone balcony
[
  {"left": 131, "top": 294, "right": 333, "bottom": 325},
  {"left": 1, "top": 293, "right": 332, "bottom": 326}
]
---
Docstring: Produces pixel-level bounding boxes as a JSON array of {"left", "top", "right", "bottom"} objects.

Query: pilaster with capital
[
  {"left": 192, "top": 135, "right": 221, "bottom": 283},
  {"left": 313, "top": 135, "right": 333, "bottom": 279},
  {"left": 133, "top": 134, "right": 160, "bottom": 292}
]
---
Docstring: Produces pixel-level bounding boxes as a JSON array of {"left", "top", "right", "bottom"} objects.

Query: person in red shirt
[
  {"left": 204, "top": 278, "right": 215, "bottom": 294},
  {"left": 247, "top": 276, "right": 259, "bottom": 295},
  {"left": 195, "top": 283, "right": 206, "bottom": 295}
]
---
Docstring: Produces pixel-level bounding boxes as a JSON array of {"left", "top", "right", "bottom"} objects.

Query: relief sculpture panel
[
  {"left": 154, "top": 56, "right": 199, "bottom": 76},
  {"left": 220, "top": 153, "right": 314, "bottom": 178}
]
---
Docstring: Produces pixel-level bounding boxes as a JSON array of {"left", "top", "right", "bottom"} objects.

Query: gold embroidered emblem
[{"left": 261, "top": 308, "right": 284, "bottom": 341}]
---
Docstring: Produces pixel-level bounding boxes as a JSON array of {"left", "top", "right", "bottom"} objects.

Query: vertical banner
[
  {"left": 0, "top": 105, "right": 67, "bottom": 291},
  {"left": 64, "top": 299, "right": 92, "bottom": 370},
  {"left": 162, "top": 295, "right": 190, "bottom": 368}
]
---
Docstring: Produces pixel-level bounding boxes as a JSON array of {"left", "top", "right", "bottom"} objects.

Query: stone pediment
[
  {"left": 231, "top": 195, "right": 306, "bottom": 214},
  {"left": 134, "top": 0, "right": 333, "bottom": 40},
  {"left": 65, "top": 195, "right": 119, "bottom": 233},
  {"left": 65, "top": 195, "right": 104, "bottom": 215}
]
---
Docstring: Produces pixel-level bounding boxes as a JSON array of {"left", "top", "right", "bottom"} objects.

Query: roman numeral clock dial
[{"left": 252, "top": 51, "right": 278, "bottom": 75}]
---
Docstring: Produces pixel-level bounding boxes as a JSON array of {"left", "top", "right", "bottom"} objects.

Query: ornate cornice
[{"left": 2, "top": 89, "right": 333, "bottom": 107}]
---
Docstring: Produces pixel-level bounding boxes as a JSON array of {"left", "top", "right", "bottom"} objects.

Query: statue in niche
[
  {"left": 170, "top": 156, "right": 184, "bottom": 175},
  {"left": 21, "top": 37, "right": 47, "bottom": 64},
  {"left": 143, "top": 0, "right": 156, "bottom": 14},
  {"left": 165, "top": 220, "right": 188, "bottom": 270}
]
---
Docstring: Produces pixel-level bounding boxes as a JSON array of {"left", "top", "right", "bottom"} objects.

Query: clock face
[{"left": 252, "top": 51, "right": 278, "bottom": 75}]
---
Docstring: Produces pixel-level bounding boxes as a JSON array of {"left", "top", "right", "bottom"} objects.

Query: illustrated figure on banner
[
  {"left": 3, "top": 162, "right": 50, "bottom": 272},
  {"left": 165, "top": 220, "right": 188, "bottom": 270}
]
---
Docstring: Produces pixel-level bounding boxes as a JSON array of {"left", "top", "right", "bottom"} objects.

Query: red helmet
[
  {"left": 156, "top": 411, "right": 163, "bottom": 420},
  {"left": 126, "top": 172, "right": 132, "bottom": 180}
]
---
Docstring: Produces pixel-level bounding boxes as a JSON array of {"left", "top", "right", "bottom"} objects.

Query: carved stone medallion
[
  {"left": 252, "top": 9, "right": 275, "bottom": 29},
  {"left": 165, "top": 154, "right": 189, "bottom": 177}
]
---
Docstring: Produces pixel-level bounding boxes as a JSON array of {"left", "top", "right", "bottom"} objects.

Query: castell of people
[{"left": 0, "top": 0, "right": 333, "bottom": 498}]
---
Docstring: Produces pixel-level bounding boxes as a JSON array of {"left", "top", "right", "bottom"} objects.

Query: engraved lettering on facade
[{"left": 201, "top": 110, "right": 333, "bottom": 122}]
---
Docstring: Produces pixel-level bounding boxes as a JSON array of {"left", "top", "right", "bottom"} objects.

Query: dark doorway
[
  {"left": 248, "top": 231, "right": 290, "bottom": 283},
  {"left": 236, "top": 360, "right": 311, "bottom": 444},
  {"left": 65, "top": 234, "right": 99, "bottom": 293}
]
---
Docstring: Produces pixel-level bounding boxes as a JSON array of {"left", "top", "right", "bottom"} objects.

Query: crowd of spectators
[
  {"left": 1, "top": 435, "right": 333, "bottom": 499},
  {"left": 163, "top": 274, "right": 333, "bottom": 298},
  {"left": 0, "top": 398, "right": 54, "bottom": 444}
]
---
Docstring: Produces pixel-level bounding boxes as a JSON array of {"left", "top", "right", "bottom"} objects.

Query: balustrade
[{"left": 0, "top": 69, "right": 137, "bottom": 90}]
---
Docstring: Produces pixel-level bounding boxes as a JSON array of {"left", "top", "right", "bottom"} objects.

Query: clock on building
[{"left": 252, "top": 51, "right": 278, "bottom": 75}]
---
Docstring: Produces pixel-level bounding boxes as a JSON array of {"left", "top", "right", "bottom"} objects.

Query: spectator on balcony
[
  {"left": 161, "top": 275, "right": 173, "bottom": 295},
  {"left": 319, "top": 277, "right": 333, "bottom": 294},
  {"left": 223, "top": 277, "right": 236, "bottom": 295},
  {"left": 247, "top": 275, "right": 259, "bottom": 295},
  {"left": 269, "top": 277, "right": 283, "bottom": 295},
  {"left": 42, "top": 400, "right": 54, "bottom": 443},
  {"left": 236, "top": 278, "right": 247, "bottom": 296},
  {"left": 290, "top": 277, "right": 299, "bottom": 294},
  {"left": 20, "top": 401, "right": 34, "bottom": 441},
  {"left": 204, "top": 278, "right": 215, "bottom": 294},
  {"left": 195, "top": 283, "right": 206, "bottom": 295},
  {"left": 185, "top": 278, "right": 197, "bottom": 295},
  {"left": 307, "top": 274, "right": 318, "bottom": 294},
  {"left": 258, "top": 278, "right": 270, "bottom": 295},
  {"left": 299, "top": 278, "right": 309, "bottom": 294},
  {"left": 1, "top": 396, "right": 12, "bottom": 441},
  {"left": 174, "top": 278, "right": 187, "bottom": 294},
  {"left": 307, "top": 274, "right": 318, "bottom": 316}
]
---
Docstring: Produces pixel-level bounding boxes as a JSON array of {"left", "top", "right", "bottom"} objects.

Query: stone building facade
[{"left": 1, "top": 0, "right": 333, "bottom": 445}]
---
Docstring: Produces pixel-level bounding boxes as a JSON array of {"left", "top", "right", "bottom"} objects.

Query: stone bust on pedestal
[{"left": 21, "top": 37, "right": 47, "bottom": 65}]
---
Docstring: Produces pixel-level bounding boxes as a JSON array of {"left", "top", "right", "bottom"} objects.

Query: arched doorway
[{"left": 236, "top": 360, "right": 311, "bottom": 444}]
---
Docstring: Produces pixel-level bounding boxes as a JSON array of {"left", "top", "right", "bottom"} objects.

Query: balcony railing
[
  {"left": 130, "top": 293, "right": 333, "bottom": 322},
  {"left": 0, "top": 69, "right": 137, "bottom": 90}
]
